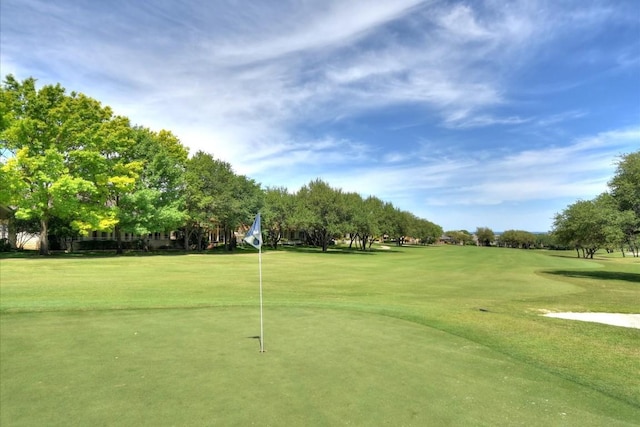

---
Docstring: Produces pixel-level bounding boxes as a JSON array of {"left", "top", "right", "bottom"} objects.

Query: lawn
[{"left": 1, "top": 245, "right": 639, "bottom": 426}]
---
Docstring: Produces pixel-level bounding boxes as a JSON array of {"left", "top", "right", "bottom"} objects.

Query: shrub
[{"left": 0, "top": 238, "right": 12, "bottom": 252}]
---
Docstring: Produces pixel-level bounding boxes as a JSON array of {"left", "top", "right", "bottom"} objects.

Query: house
[
  {"left": 0, "top": 205, "right": 15, "bottom": 246},
  {"left": 0, "top": 205, "right": 40, "bottom": 250},
  {"left": 438, "top": 235, "right": 452, "bottom": 244}
]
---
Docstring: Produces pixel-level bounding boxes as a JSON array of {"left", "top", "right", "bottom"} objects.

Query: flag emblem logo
[{"left": 244, "top": 213, "right": 262, "bottom": 250}]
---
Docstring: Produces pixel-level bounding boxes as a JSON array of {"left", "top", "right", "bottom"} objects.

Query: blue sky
[{"left": 2, "top": 0, "right": 639, "bottom": 232}]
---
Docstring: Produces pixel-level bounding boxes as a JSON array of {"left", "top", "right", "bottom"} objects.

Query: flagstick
[
  {"left": 244, "top": 213, "right": 264, "bottom": 353},
  {"left": 258, "top": 245, "right": 264, "bottom": 353}
]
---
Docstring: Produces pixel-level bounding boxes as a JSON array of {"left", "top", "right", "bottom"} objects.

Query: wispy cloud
[
  {"left": 286, "top": 126, "right": 640, "bottom": 210},
  {"left": 2, "top": 0, "right": 638, "bottom": 231}
]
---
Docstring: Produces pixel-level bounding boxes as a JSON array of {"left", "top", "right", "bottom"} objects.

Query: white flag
[{"left": 244, "top": 213, "right": 262, "bottom": 250}]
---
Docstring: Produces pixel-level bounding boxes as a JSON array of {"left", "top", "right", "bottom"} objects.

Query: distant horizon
[{"left": 2, "top": 0, "right": 638, "bottom": 231}]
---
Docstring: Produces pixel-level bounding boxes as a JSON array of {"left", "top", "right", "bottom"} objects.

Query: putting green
[{"left": 1, "top": 307, "right": 637, "bottom": 426}]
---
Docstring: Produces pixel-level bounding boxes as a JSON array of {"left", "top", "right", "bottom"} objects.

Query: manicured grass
[{"left": 1, "top": 246, "right": 639, "bottom": 425}]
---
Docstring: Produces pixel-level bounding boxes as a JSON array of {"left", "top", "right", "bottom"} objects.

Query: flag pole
[
  {"left": 244, "top": 213, "right": 265, "bottom": 353},
  {"left": 259, "top": 244, "right": 264, "bottom": 353}
]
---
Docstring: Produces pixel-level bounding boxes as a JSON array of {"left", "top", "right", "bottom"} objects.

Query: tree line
[
  {"left": 551, "top": 151, "right": 640, "bottom": 258},
  {"left": 0, "top": 75, "right": 442, "bottom": 254},
  {"left": 442, "top": 227, "right": 496, "bottom": 247},
  {"left": 263, "top": 180, "right": 443, "bottom": 252},
  {"left": 442, "top": 228, "right": 555, "bottom": 249}
]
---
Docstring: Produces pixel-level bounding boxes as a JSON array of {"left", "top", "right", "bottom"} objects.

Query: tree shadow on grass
[
  {"left": 280, "top": 246, "right": 399, "bottom": 255},
  {"left": 1, "top": 243, "right": 416, "bottom": 260},
  {"left": 0, "top": 250, "right": 198, "bottom": 260},
  {"left": 542, "top": 270, "right": 640, "bottom": 284},
  {"left": 0, "top": 248, "right": 256, "bottom": 260}
]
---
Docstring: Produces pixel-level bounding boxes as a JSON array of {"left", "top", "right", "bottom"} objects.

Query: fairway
[{"left": 1, "top": 246, "right": 639, "bottom": 426}]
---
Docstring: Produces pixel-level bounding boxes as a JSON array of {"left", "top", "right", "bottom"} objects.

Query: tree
[
  {"left": 262, "top": 186, "right": 296, "bottom": 248},
  {"left": 597, "top": 193, "right": 636, "bottom": 256},
  {"left": 475, "top": 227, "right": 495, "bottom": 247},
  {"left": 116, "top": 128, "right": 188, "bottom": 252},
  {"left": 608, "top": 151, "right": 640, "bottom": 256},
  {"left": 553, "top": 200, "right": 589, "bottom": 257},
  {"left": 415, "top": 219, "right": 442, "bottom": 245},
  {"left": 0, "top": 76, "right": 138, "bottom": 254},
  {"left": 379, "top": 202, "right": 398, "bottom": 244},
  {"left": 534, "top": 233, "right": 554, "bottom": 249},
  {"left": 47, "top": 215, "right": 82, "bottom": 252},
  {"left": 226, "top": 173, "right": 262, "bottom": 250},
  {"left": 445, "top": 230, "right": 473, "bottom": 245},
  {"left": 551, "top": 151, "right": 640, "bottom": 258},
  {"left": 184, "top": 151, "right": 261, "bottom": 251},
  {"left": 354, "top": 195, "right": 385, "bottom": 250},
  {"left": 552, "top": 194, "right": 623, "bottom": 258},
  {"left": 294, "top": 179, "right": 345, "bottom": 252},
  {"left": 609, "top": 151, "right": 640, "bottom": 217},
  {"left": 183, "top": 151, "right": 216, "bottom": 250},
  {"left": 499, "top": 230, "right": 536, "bottom": 249},
  {"left": 382, "top": 206, "right": 414, "bottom": 246}
]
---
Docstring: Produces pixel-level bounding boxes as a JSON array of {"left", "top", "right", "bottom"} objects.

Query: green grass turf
[{"left": 1, "top": 245, "right": 639, "bottom": 425}]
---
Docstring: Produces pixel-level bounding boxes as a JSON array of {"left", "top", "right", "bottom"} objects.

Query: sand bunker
[{"left": 544, "top": 312, "right": 640, "bottom": 329}]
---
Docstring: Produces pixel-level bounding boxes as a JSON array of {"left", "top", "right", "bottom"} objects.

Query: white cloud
[
  {"left": 435, "top": 4, "right": 493, "bottom": 41},
  {"left": 2, "top": 0, "right": 637, "bottom": 233},
  {"left": 1, "top": 0, "right": 587, "bottom": 145},
  {"left": 281, "top": 125, "right": 640, "bottom": 209},
  {"left": 208, "top": 0, "right": 426, "bottom": 63}
]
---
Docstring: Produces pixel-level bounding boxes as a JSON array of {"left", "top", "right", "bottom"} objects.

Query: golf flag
[
  {"left": 244, "top": 213, "right": 262, "bottom": 250},
  {"left": 245, "top": 213, "right": 265, "bottom": 352}
]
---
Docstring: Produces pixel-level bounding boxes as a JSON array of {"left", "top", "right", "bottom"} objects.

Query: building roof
[{"left": 0, "top": 205, "right": 14, "bottom": 220}]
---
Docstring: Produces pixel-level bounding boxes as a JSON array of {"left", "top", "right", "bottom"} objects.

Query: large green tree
[
  {"left": 116, "top": 128, "right": 188, "bottom": 252},
  {"left": 552, "top": 151, "right": 640, "bottom": 258},
  {"left": 379, "top": 202, "right": 400, "bottom": 245},
  {"left": 184, "top": 151, "right": 261, "bottom": 251},
  {"left": 498, "top": 230, "right": 536, "bottom": 249},
  {"left": 608, "top": 151, "right": 640, "bottom": 256},
  {"left": 414, "top": 218, "right": 443, "bottom": 245},
  {"left": 183, "top": 151, "right": 215, "bottom": 250},
  {"left": 342, "top": 192, "right": 363, "bottom": 249},
  {"left": 225, "top": 173, "right": 262, "bottom": 251},
  {"left": 295, "top": 179, "right": 346, "bottom": 252},
  {"left": 609, "top": 152, "right": 640, "bottom": 216},
  {"left": 262, "top": 186, "right": 295, "bottom": 248},
  {"left": 475, "top": 227, "right": 495, "bottom": 247},
  {"left": 444, "top": 230, "right": 474, "bottom": 245},
  {"left": 0, "top": 76, "right": 139, "bottom": 254},
  {"left": 552, "top": 194, "right": 622, "bottom": 258},
  {"left": 350, "top": 195, "right": 385, "bottom": 250}
]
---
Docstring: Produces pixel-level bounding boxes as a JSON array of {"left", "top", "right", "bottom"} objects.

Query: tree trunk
[
  {"left": 269, "top": 229, "right": 281, "bottom": 249},
  {"left": 115, "top": 224, "right": 124, "bottom": 255},
  {"left": 115, "top": 195, "right": 123, "bottom": 254},
  {"left": 39, "top": 218, "right": 49, "bottom": 255},
  {"left": 360, "top": 234, "right": 369, "bottom": 251},
  {"left": 196, "top": 228, "right": 203, "bottom": 251},
  {"left": 7, "top": 215, "right": 17, "bottom": 248},
  {"left": 349, "top": 233, "right": 357, "bottom": 249},
  {"left": 224, "top": 227, "right": 231, "bottom": 251},
  {"left": 65, "top": 237, "right": 74, "bottom": 253}
]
